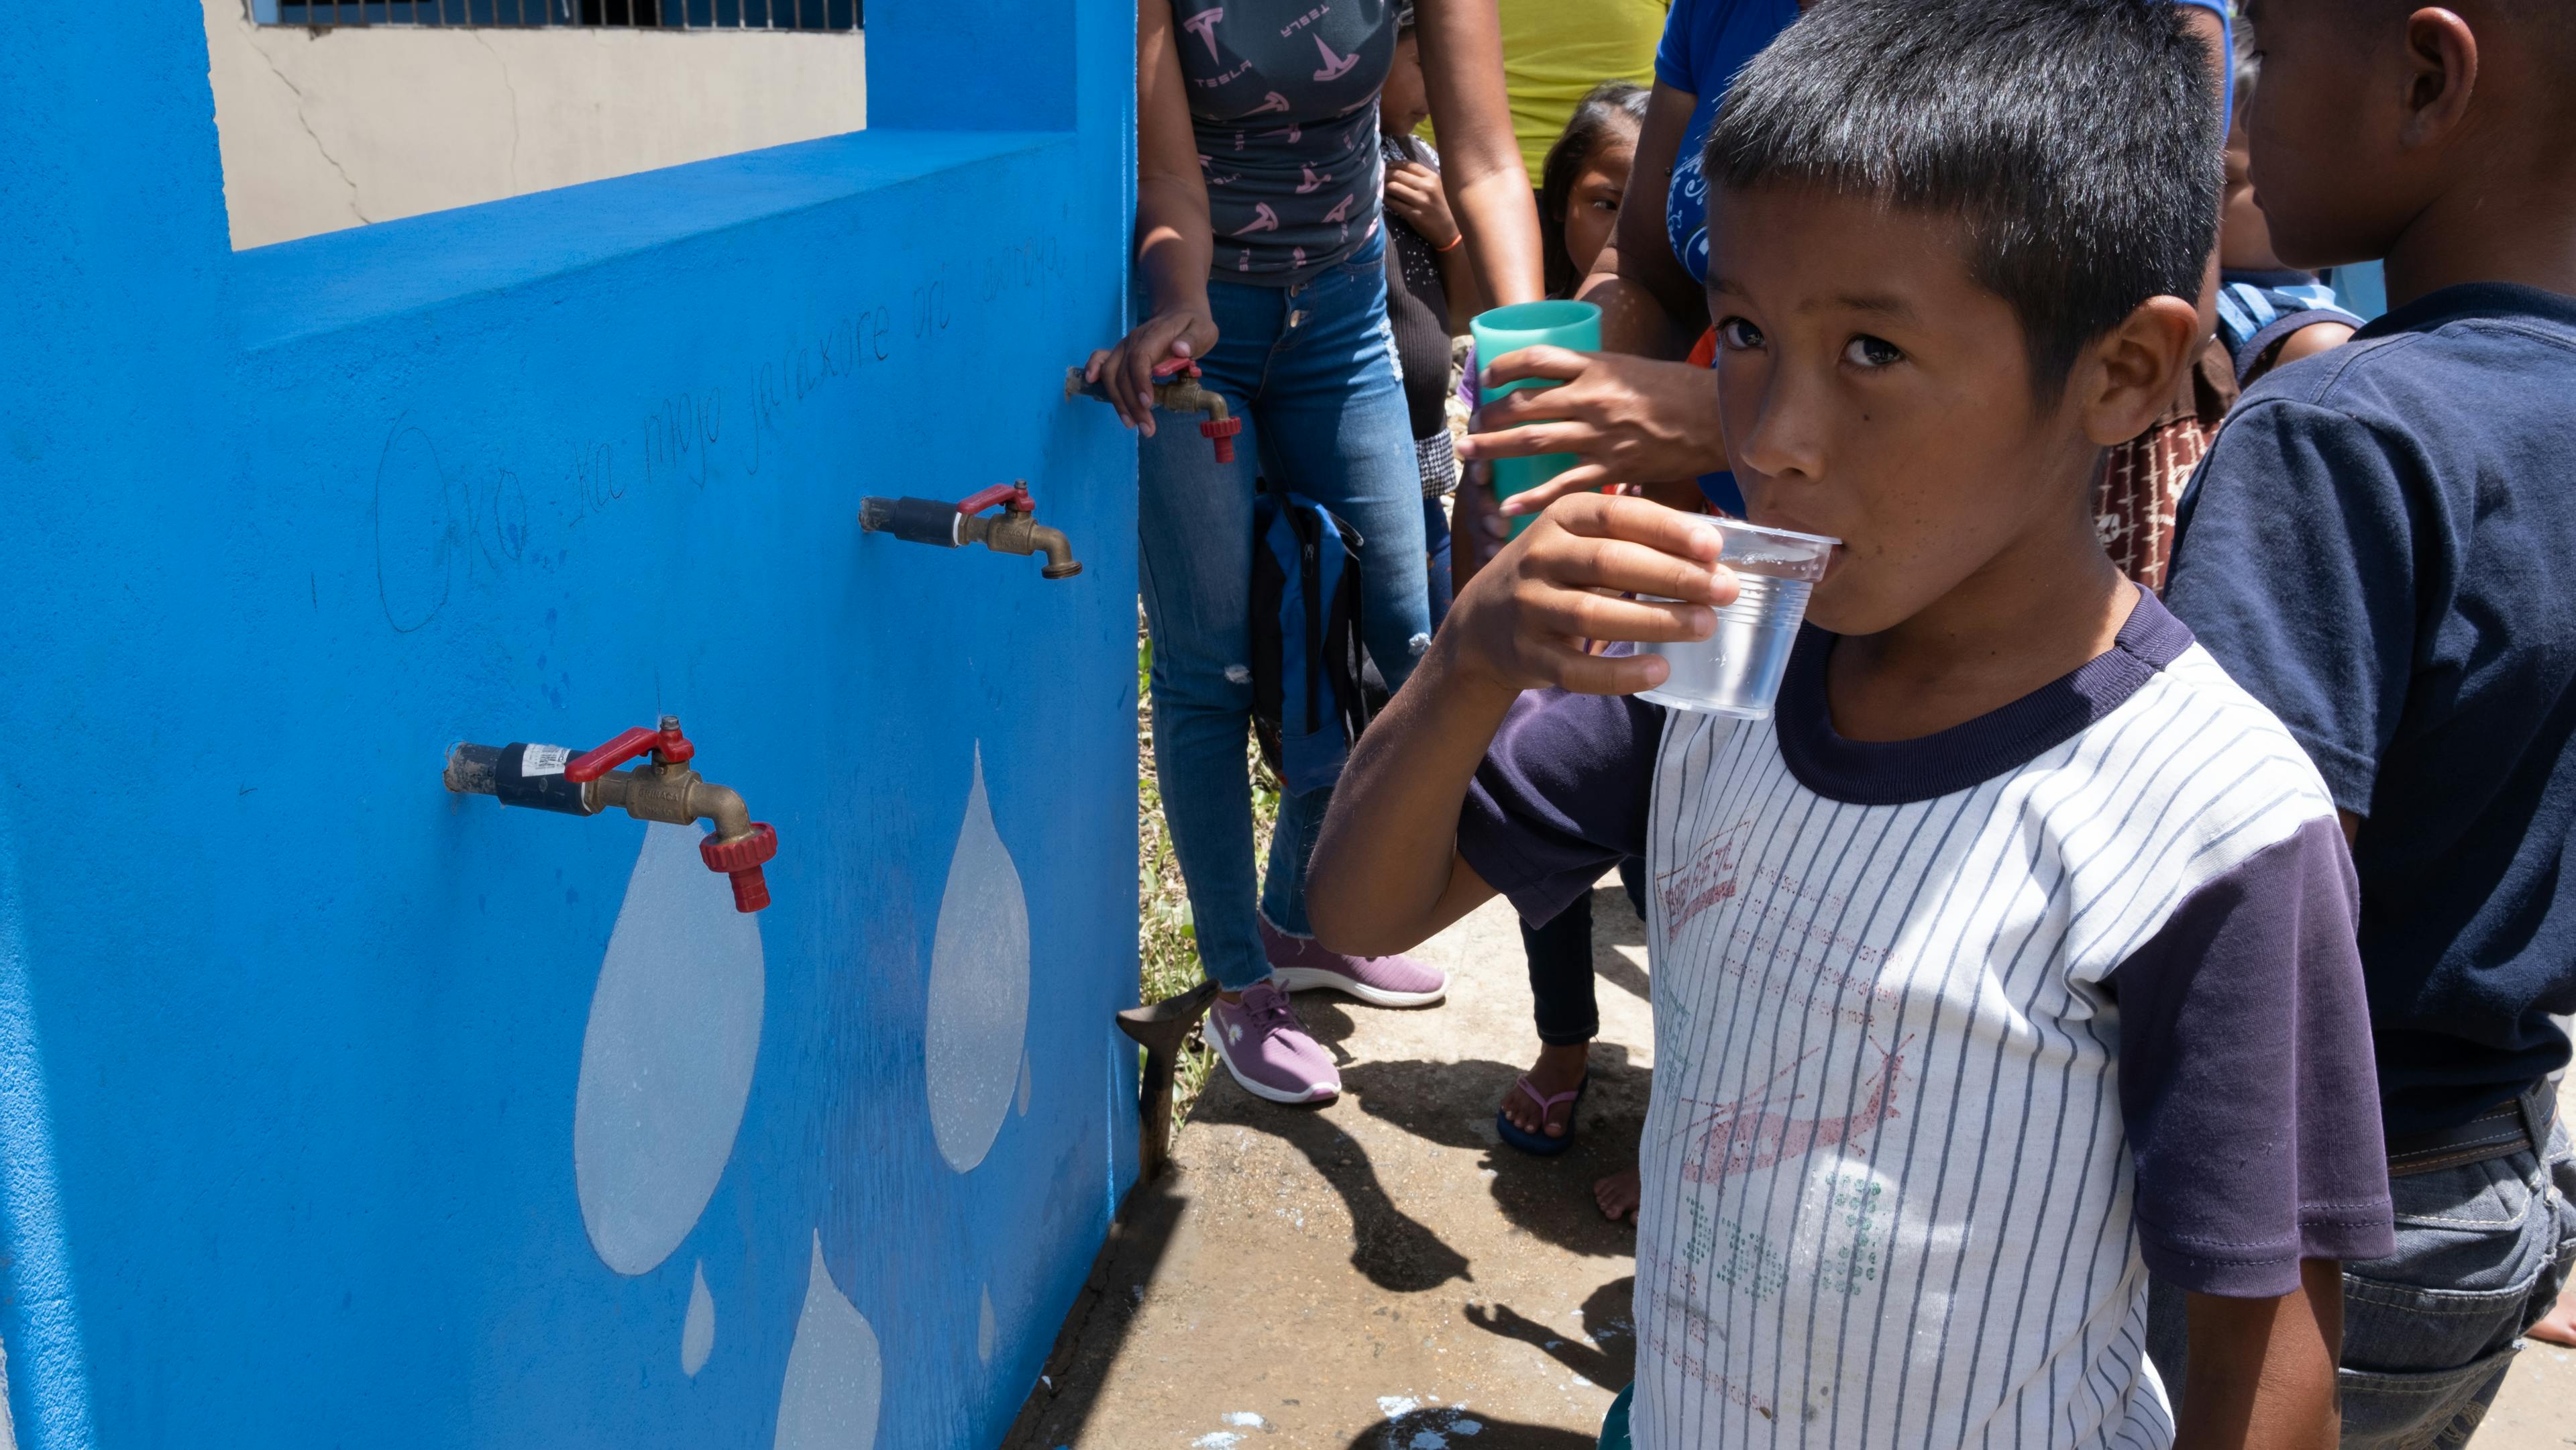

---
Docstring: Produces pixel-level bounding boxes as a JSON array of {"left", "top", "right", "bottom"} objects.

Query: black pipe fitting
[{"left": 857, "top": 496, "right": 965, "bottom": 548}]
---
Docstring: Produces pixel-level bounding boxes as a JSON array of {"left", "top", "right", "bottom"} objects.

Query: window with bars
[{"left": 252, "top": 0, "right": 859, "bottom": 30}]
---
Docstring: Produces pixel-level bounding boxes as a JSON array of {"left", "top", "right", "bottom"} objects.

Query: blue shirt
[
  {"left": 1652, "top": 0, "right": 1802, "bottom": 287},
  {"left": 2216, "top": 268, "right": 2363, "bottom": 384},
  {"left": 2166, "top": 282, "right": 2576, "bottom": 1135}
]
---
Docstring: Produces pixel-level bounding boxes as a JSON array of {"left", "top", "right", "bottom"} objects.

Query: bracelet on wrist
[{"left": 1434, "top": 232, "right": 1464, "bottom": 253}]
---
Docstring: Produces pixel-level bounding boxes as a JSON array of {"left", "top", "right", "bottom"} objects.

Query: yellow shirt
[{"left": 1497, "top": 0, "right": 1669, "bottom": 179}]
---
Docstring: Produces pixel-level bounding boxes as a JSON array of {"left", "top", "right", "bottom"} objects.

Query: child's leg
[
  {"left": 1503, "top": 895, "right": 1597, "bottom": 1141},
  {"left": 1522, "top": 894, "right": 1601, "bottom": 1049}
]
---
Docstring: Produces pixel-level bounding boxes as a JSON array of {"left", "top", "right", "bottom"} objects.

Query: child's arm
[
  {"left": 2178, "top": 1263, "right": 2345, "bottom": 1450},
  {"left": 1413, "top": 0, "right": 1546, "bottom": 308},
  {"left": 2108, "top": 802, "right": 2390, "bottom": 1447},
  {"left": 1383, "top": 157, "right": 1488, "bottom": 321},
  {"left": 2240, "top": 319, "right": 2359, "bottom": 386},
  {"left": 1080, "top": 0, "right": 1217, "bottom": 429},
  {"left": 1307, "top": 495, "right": 1732, "bottom": 955}
]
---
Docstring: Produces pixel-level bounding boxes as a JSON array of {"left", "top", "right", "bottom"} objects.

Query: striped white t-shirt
[{"left": 1459, "top": 590, "right": 2392, "bottom": 1450}]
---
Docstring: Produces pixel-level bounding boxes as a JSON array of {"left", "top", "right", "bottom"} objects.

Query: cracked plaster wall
[{"left": 201, "top": 0, "right": 865, "bottom": 248}]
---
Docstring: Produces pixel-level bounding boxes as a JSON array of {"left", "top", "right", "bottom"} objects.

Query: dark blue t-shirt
[{"left": 2167, "top": 282, "right": 2576, "bottom": 1135}]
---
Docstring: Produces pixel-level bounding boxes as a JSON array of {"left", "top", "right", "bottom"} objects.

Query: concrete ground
[{"left": 1006, "top": 883, "right": 2576, "bottom": 1450}]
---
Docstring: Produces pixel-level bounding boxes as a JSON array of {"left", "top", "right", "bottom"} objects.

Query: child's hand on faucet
[{"left": 1083, "top": 305, "right": 1220, "bottom": 436}]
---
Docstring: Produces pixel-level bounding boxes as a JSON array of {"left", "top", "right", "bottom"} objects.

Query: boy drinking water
[
  {"left": 2163, "top": 0, "right": 2576, "bottom": 1440},
  {"left": 1307, "top": 2, "right": 2394, "bottom": 1446}
]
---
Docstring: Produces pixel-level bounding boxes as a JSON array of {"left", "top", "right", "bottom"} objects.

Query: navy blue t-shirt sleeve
[
  {"left": 2167, "top": 397, "right": 2422, "bottom": 816},
  {"left": 1456, "top": 688, "right": 1661, "bottom": 928},
  {"left": 2112, "top": 817, "right": 2395, "bottom": 1297}
]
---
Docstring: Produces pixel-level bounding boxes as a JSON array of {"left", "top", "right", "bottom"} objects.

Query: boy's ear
[
  {"left": 2398, "top": 7, "right": 2481, "bottom": 151},
  {"left": 2076, "top": 296, "right": 2202, "bottom": 448}
]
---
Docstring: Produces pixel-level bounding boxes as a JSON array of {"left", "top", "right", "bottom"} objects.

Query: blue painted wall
[{"left": 0, "top": 3, "right": 1137, "bottom": 1445}]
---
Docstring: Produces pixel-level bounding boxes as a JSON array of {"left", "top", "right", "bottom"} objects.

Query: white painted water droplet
[
  {"left": 1016, "top": 1051, "right": 1032, "bottom": 1117},
  {"left": 775, "top": 1231, "right": 883, "bottom": 1450},
  {"left": 681, "top": 1260, "right": 716, "bottom": 1376},
  {"left": 977, "top": 1284, "right": 998, "bottom": 1364},
  {"left": 924, "top": 745, "right": 1031, "bottom": 1174},
  {"left": 574, "top": 823, "right": 765, "bottom": 1276}
]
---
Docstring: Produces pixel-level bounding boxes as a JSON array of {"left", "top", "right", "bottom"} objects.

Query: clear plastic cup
[
  {"left": 1469, "top": 301, "right": 1603, "bottom": 536},
  {"left": 1635, "top": 517, "right": 1839, "bottom": 719}
]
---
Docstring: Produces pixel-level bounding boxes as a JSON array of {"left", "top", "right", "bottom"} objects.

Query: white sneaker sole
[
  {"left": 1271, "top": 965, "right": 1448, "bottom": 1009},
  {"left": 1202, "top": 1019, "right": 1339, "bottom": 1104}
]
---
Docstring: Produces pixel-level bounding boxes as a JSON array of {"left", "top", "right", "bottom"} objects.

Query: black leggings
[{"left": 1521, "top": 858, "right": 1646, "bottom": 1046}]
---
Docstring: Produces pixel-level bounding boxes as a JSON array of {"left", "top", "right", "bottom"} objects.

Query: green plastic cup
[{"left": 1470, "top": 300, "right": 1603, "bottom": 534}]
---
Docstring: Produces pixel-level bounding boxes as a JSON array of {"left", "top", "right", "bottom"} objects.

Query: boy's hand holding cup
[{"left": 1440, "top": 493, "right": 1739, "bottom": 704}]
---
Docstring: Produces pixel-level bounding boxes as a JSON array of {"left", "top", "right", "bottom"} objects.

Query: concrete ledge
[{"left": 231, "top": 127, "right": 1065, "bottom": 348}]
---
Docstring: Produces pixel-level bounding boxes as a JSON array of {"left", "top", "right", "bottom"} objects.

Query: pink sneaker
[
  {"left": 1260, "top": 919, "right": 1449, "bottom": 1008},
  {"left": 1203, "top": 982, "right": 1340, "bottom": 1104}
]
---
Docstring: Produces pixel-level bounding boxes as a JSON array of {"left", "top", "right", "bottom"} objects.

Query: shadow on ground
[
  {"left": 1340, "top": 1051, "right": 1648, "bottom": 1255},
  {"left": 1464, "top": 1275, "right": 1638, "bottom": 1389},
  {"left": 1004, "top": 884, "right": 1658, "bottom": 1449},
  {"left": 996, "top": 1177, "right": 1190, "bottom": 1450},
  {"left": 1183, "top": 1041, "right": 1651, "bottom": 1282},
  {"left": 1189, "top": 1066, "right": 1480, "bottom": 1292},
  {"left": 1347, "top": 1404, "right": 1598, "bottom": 1449}
]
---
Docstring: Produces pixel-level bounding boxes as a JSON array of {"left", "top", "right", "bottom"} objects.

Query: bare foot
[
  {"left": 1595, "top": 1165, "right": 1641, "bottom": 1223},
  {"left": 1500, "top": 1042, "right": 1591, "bottom": 1141},
  {"left": 2531, "top": 1284, "right": 2576, "bottom": 1348}
]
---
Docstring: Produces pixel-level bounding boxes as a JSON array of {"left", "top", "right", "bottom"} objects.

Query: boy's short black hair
[{"left": 1707, "top": 0, "right": 2222, "bottom": 401}]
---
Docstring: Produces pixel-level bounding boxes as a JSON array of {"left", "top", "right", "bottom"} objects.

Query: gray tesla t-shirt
[{"left": 1173, "top": 0, "right": 1397, "bottom": 283}]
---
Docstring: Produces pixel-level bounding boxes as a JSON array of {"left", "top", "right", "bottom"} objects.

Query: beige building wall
[{"left": 201, "top": 0, "right": 866, "bottom": 250}]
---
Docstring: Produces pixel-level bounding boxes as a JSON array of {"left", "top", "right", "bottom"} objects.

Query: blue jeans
[
  {"left": 1138, "top": 232, "right": 1431, "bottom": 992},
  {"left": 2147, "top": 1105, "right": 2575, "bottom": 1449},
  {"left": 1424, "top": 490, "right": 1454, "bottom": 628},
  {"left": 2334, "top": 1115, "right": 2575, "bottom": 1449}
]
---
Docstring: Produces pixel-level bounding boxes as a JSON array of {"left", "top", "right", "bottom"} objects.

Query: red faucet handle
[
  {"left": 700, "top": 823, "right": 780, "bottom": 913},
  {"left": 1151, "top": 358, "right": 1203, "bottom": 382},
  {"left": 955, "top": 482, "right": 1036, "bottom": 516},
  {"left": 1199, "top": 415, "right": 1243, "bottom": 464},
  {"left": 566, "top": 721, "right": 696, "bottom": 782}
]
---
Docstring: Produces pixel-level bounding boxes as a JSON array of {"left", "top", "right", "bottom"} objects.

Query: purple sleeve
[
  {"left": 2114, "top": 816, "right": 2395, "bottom": 1298},
  {"left": 1456, "top": 688, "right": 1660, "bottom": 928}
]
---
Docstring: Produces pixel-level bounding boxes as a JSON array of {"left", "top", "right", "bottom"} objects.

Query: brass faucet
[
  {"left": 858, "top": 481, "right": 1082, "bottom": 580},
  {"left": 443, "top": 715, "right": 780, "bottom": 911},
  {"left": 1064, "top": 358, "right": 1244, "bottom": 463}
]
